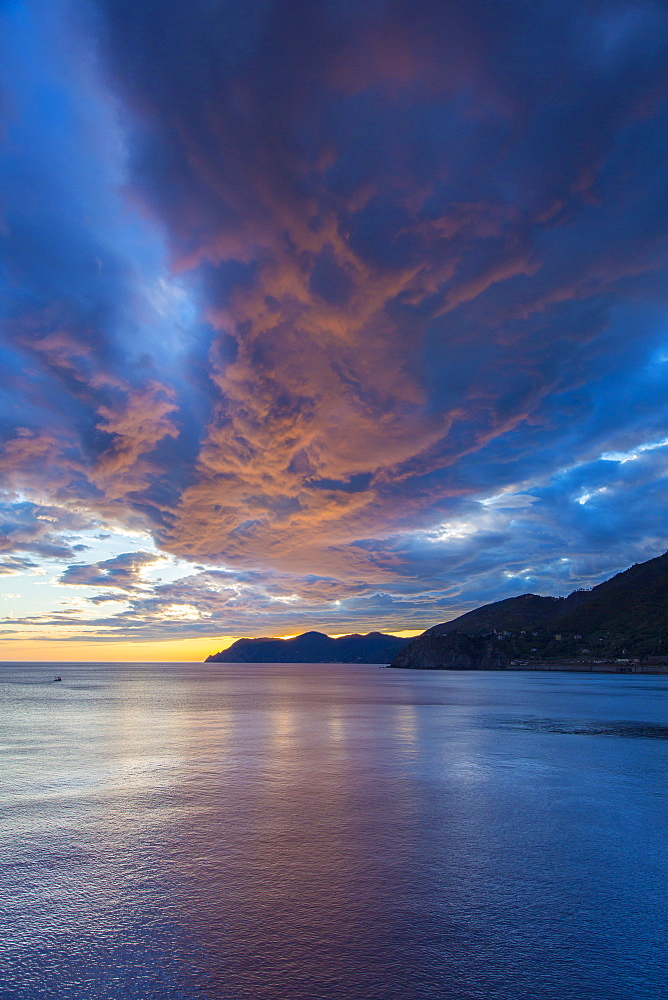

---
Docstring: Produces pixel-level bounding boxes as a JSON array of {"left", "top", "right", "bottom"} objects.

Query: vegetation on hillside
[{"left": 423, "top": 551, "right": 668, "bottom": 660}]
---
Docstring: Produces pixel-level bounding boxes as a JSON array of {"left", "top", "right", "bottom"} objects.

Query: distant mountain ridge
[
  {"left": 205, "top": 551, "right": 668, "bottom": 664},
  {"left": 205, "top": 630, "right": 409, "bottom": 663}
]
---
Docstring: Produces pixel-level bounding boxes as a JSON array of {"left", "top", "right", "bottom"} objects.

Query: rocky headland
[
  {"left": 389, "top": 633, "right": 511, "bottom": 670},
  {"left": 205, "top": 630, "right": 408, "bottom": 663}
]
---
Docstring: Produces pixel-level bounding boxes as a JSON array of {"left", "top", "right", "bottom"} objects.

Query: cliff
[{"left": 389, "top": 632, "right": 511, "bottom": 670}]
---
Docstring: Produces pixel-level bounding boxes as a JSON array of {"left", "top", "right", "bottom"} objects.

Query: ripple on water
[{"left": 1, "top": 662, "right": 667, "bottom": 1000}]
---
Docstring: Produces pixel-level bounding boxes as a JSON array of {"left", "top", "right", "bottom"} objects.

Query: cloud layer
[{"left": 2, "top": 0, "right": 668, "bottom": 642}]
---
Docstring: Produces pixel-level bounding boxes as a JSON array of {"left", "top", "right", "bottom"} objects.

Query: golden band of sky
[{"left": 0, "top": 630, "right": 424, "bottom": 662}]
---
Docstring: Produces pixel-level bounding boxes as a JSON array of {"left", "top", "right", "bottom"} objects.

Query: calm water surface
[{"left": 1, "top": 662, "right": 667, "bottom": 999}]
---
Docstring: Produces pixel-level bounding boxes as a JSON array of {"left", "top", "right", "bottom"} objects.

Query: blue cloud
[{"left": 2, "top": 0, "right": 668, "bottom": 641}]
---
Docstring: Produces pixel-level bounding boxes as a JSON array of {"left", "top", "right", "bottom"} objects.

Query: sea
[{"left": 1, "top": 661, "right": 667, "bottom": 1000}]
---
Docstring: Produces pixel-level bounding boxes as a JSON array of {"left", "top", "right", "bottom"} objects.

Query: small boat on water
[{"left": 53, "top": 676, "right": 62, "bottom": 682}]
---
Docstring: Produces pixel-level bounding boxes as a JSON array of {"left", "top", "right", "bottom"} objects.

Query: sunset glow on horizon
[{"left": 0, "top": 629, "right": 426, "bottom": 663}]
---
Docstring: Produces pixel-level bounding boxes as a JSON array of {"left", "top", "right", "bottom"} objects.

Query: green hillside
[
  {"left": 423, "top": 551, "right": 668, "bottom": 658},
  {"left": 423, "top": 592, "right": 587, "bottom": 636},
  {"left": 554, "top": 551, "right": 668, "bottom": 654}
]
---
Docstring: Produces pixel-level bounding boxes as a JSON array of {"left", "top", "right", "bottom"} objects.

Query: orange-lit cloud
[{"left": 2, "top": 0, "right": 668, "bottom": 652}]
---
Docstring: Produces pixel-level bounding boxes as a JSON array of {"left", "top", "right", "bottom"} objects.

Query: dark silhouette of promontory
[{"left": 206, "top": 630, "right": 408, "bottom": 663}]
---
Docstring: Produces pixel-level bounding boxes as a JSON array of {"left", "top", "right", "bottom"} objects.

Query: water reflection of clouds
[
  {"left": 105, "top": 672, "right": 187, "bottom": 795},
  {"left": 326, "top": 712, "right": 346, "bottom": 744},
  {"left": 267, "top": 704, "right": 298, "bottom": 750},
  {"left": 404, "top": 699, "right": 490, "bottom": 785},
  {"left": 444, "top": 708, "right": 490, "bottom": 787},
  {"left": 5, "top": 664, "right": 668, "bottom": 998},
  {"left": 393, "top": 703, "right": 419, "bottom": 752}
]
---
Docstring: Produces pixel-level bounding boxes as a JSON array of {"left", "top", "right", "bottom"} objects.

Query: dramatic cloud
[
  {"left": 59, "top": 550, "right": 163, "bottom": 590},
  {"left": 0, "top": 500, "right": 93, "bottom": 561},
  {"left": 2, "top": 0, "right": 668, "bottom": 645}
]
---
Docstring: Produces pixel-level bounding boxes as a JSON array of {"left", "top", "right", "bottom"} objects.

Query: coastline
[{"left": 388, "top": 661, "right": 668, "bottom": 674}]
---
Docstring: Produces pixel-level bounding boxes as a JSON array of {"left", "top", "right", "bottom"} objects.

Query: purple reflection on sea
[{"left": 1, "top": 662, "right": 667, "bottom": 999}]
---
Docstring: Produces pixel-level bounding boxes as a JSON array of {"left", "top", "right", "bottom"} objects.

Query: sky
[{"left": 2, "top": 0, "right": 668, "bottom": 660}]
